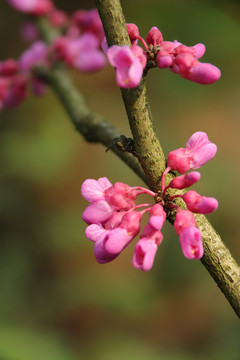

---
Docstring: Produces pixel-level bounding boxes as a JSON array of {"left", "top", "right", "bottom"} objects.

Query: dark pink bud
[
  {"left": 126, "top": 23, "right": 140, "bottom": 44},
  {"left": 0, "top": 59, "right": 19, "bottom": 76},
  {"left": 182, "top": 190, "right": 218, "bottom": 214},
  {"left": 146, "top": 27, "right": 163, "bottom": 46},
  {"left": 174, "top": 210, "right": 196, "bottom": 235},
  {"left": 168, "top": 171, "right": 201, "bottom": 190}
]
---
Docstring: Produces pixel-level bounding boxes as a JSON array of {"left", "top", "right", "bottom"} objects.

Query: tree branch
[{"left": 95, "top": 0, "right": 240, "bottom": 317}]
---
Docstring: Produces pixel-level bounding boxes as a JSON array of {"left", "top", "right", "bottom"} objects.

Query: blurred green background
[{"left": 0, "top": 0, "right": 240, "bottom": 359}]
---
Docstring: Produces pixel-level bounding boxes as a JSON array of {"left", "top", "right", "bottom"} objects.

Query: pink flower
[
  {"left": 167, "top": 171, "right": 201, "bottom": 190},
  {"left": 126, "top": 23, "right": 140, "bottom": 45},
  {"left": 81, "top": 177, "right": 112, "bottom": 202},
  {"left": 133, "top": 223, "right": 163, "bottom": 271},
  {"left": 87, "top": 211, "right": 142, "bottom": 264},
  {"left": 8, "top": 0, "right": 53, "bottom": 16},
  {"left": 52, "top": 34, "right": 106, "bottom": 73},
  {"left": 167, "top": 131, "right": 217, "bottom": 173},
  {"left": 179, "top": 226, "right": 204, "bottom": 260},
  {"left": 71, "top": 9, "right": 105, "bottom": 42},
  {"left": 107, "top": 45, "right": 147, "bottom": 88},
  {"left": 18, "top": 41, "right": 48, "bottom": 71},
  {"left": 149, "top": 204, "right": 166, "bottom": 230},
  {"left": 146, "top": 27, "right": 163, "bottom": 46},
  {"left": 81, "top": 178, "right": 139, "bottom": 225},
  {"left": 174, "top": 210, "right": 196, "bottom": 235},
  {"left": 182, "top": 190, "right": 218, "bottom": 214},
  {"left": 3, "top": 75, "right": 28, "bottom": 108},
  {"left": 133, "top": 238, "right": 158, "bottom": 271}
]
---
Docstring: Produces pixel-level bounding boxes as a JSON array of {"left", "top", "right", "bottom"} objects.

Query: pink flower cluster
[
  {"left": 1, "top": 6, "right": 106, "bottom": 112},
  {"left": 106, "top": 24, "right": 221, "bottom": 88},
  {"left": 81, "top": 131, "right": 218, "bottom": 271}
]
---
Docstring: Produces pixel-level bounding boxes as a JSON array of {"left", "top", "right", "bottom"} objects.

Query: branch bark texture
[{"left": 95, "top": 0, "right": 240, "bottom": 317}]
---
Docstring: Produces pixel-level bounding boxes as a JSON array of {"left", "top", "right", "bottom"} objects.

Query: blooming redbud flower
[
  {"left": 167, "top": 131, "right": 217, "bottom": 173},
  {"left": 107, "top": 45, "right": 147, "bottom": 88},
  {"left": 8, "top": 0, "right": 53, "bottom": 16}
]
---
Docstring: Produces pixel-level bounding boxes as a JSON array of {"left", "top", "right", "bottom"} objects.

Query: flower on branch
[
  {"left": 106, "top": 23, "right": 221, "bottom": 88},
  {"left": 81, "top": 132, "right": 218, "bottom": 270}
]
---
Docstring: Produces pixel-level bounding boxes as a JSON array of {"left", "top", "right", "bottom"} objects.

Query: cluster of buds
[
  {"left": 106, "top": 24, "right": 221, "bottom": 88},
  {"left": 81, "top": 132, "right": 218, "bottom": 271},
  {"left": 1, "top": 3, "right": 107, "bottom": 111}
]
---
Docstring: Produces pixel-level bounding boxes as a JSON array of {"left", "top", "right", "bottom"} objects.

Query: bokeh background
[{"left": 0, "top": 0, "right": 240, "bottom": 359}]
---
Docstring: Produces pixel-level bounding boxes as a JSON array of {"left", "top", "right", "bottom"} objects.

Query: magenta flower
[
  {"left": 52, "top": 33, "right": 106, "bottom": 73},
  {"left": 166, "top": 171, "right": 201, "bottom": 190},
  {"left": 133, "top": 237, "right": 158, "bottom": 271},
  {"left": 8, "top": 0, "right": 53, "bottom": 16},
  {"left": 182, "top": 190, "right": 218, "bottom": 214},
  {"left": 18, "top": 41, "right": 48, "bottom": 72},
  {"left": 119, "top": 24, "right": 221, "bottom": 86},
  {"left": 82, "top": 130, "right": 218, "bottom": 270},
  {"left": 174, "top": 210, "right": 197, "bottom": 235},
  {"left": 179, "top": 226, "right": 203, "bottom": 260},
  {"left": 167, "top": 131, "right": 217, "bottom": 173},
  {"left": 107, "top": 45, "right": 147, "bottom": 88}
]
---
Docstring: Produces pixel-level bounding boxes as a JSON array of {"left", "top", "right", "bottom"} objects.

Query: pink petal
[
  {"left": 174, "top": 210, "right": 196, "bottom": 236},
  {"left": 133, "top": 239, "right": 158, "bottom": 271},
  {"left": 104, "top": 228, "right": 133, "bottom": 254},
  {"left": 94, "top": 237, "right": 118, "bottom": 264},
  {"left": 106, "top": 45, "right": 121, "bottom": 67},
  {"left": 186, "top": 131, "right": 210, "bottom": 151},
  {"left": 190, "top": 143, "right": 217, "bottom": 168},
  {"left": 82, "top": 200, "right": 113, "bottom": 224},
  {"left": 81, "top": 179, "right": 105, "bottom": 202},
  {"left": 193, "top": 43, "right": 206, "bottom": 59},
  {"left": 97, "top": 177, "right": 112, "bottom": 191},
  {"left": 188, "top": 62, "right": 221, "bottom": 84},
  {"left": 168, "top": 171, "right": 201, "bottom": 190},
  {"left": 85, "top": 224, "right": 107, "bottom": 242},
  {"left": 179, "top": 226, "right": 203, "bottom": 260},
  {"left": 74, "top": 49, "right": 106, "bottom": 73}
]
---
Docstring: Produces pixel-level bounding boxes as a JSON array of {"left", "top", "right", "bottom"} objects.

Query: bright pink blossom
[
  {"left": 182, "top": 190, "right": 218, "bottom": 214},
  {"left": 8, "top": 0, "right": 53, "bottom": 16},
  {"left": 19, "top": 41, "right": 48, "bottom": 72},
  {"left": 107, "top": 45, "right": 147, "bottom": 88},
  {"left": 174, "top": 210, "right": 196, "bottom": 235},
  {"left": 133, "top": 237, "right": 158, "bottom": 271},
  {"left": 179, "top": 226, "right": 203, "bottom": 260},
  {"left": 167, "top": 171, "right": 201, "bottom": 190},
  {"left": 52, "top": 33, "right": 106, "bottom": 73},
  {"left": 167, "top": 131, "right": 217, "bottom": 173}
]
